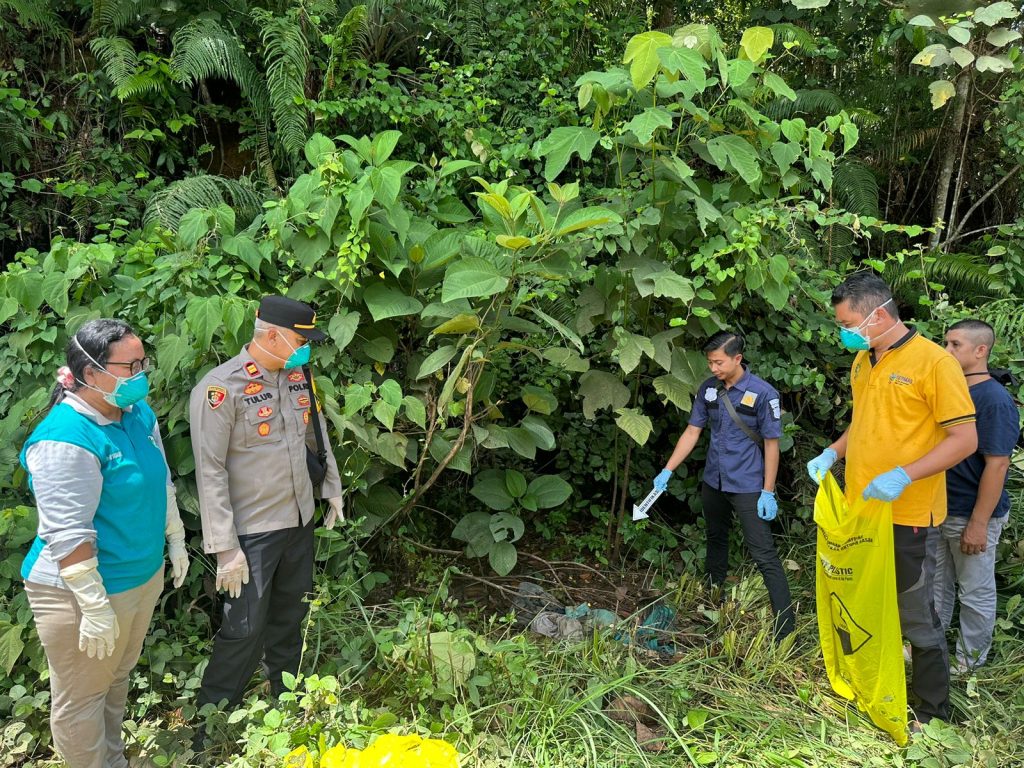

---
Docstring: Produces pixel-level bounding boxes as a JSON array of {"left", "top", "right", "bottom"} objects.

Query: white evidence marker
[{"left": 632, "top": 487, "right": 663, "bottom": 521}]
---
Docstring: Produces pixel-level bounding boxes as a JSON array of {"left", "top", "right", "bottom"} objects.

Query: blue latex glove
[
  {"left": 806, "top": 448, "right": 838, "bottom": 484},
  {"left": 757, "top": 490, "right": 778, "bottom": 521},
  {"left": 863, "top": 467, "right": 912, "bottom": 502},
  {"left": 653, "top": 468, "right": 672, "bottom": 492}
]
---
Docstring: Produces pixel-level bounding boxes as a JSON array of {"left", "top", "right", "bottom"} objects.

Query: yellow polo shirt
[{"left": 845, "top": 330, "right": 975, "bottom": 527}]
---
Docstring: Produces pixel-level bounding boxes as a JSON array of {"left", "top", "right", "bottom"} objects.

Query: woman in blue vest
[{"left": 20, "top": 318, "right": 189, "bottom": 768}]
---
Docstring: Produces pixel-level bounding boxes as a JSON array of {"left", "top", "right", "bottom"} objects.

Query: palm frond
[
  {"left": 90, "top": 36, "right": 139, "bottom": 94},
  {"left": 865, "top": 126, "right": 941, "bottom": 168},
  {"left": 253, "top": 8, "right": 310, "bottom": 161},
  {"left": 886, "top": 251, "right": 1008, "bottom": 305},
  {"left": 89, "top": 0, "right": 142, "bottom": 34},
  {"left": 832, "top": 159, "right": 880, "bottom": 217},
  {"left": 0, "top": 0, "right": 62, "bottom": 29},
  {"left": 143, "top": 174, "right": 267, "bottom": 232},
  {"left": 170, "top": 18, "right": 270, "bottom": 119},
  {"left": 764, "top": 89, "right": 844, "bottom": 122},
  {"left": 769, "top": 23, "right": 818, "bottom": 52}
]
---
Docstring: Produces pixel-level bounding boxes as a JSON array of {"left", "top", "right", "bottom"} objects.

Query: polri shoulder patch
[{"left": 207, "top": 386, "right": 227, "bottom": 409}]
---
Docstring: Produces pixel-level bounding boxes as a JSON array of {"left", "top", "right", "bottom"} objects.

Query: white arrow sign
[{"left": 632, "top": 487, "right": 663, "bottom": 521}]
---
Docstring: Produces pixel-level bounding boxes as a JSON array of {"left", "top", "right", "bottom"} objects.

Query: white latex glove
[
  {"left": 60, "top": 557, "right": 120, "bottom": 660},
  {"left": 324, "top": 496, "right": 344, "bottom": 530},
  {"left": 215, "top": 547, "right": 249, "bottom": 599},
  {"left": 165, "top": 485, "right": 190, "bottom": 589}
]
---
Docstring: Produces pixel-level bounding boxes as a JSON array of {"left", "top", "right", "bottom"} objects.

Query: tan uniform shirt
[{"left": 189, "top": 349, "right": 342, "bottom": 553}]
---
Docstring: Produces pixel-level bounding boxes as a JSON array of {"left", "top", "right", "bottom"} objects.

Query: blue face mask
[
  {"left": 280, "top": 333, "right": 311, "bottom": 370},
  {"left": 838, "top": 298, "right": 893, "bottom": 351},
  {"left": 74, "top": 336, "right": 150, "bottom": 409}
]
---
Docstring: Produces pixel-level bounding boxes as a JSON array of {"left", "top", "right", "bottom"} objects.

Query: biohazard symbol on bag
[{"left": 815, "top": 472, "right": 908, "bottom": 745}]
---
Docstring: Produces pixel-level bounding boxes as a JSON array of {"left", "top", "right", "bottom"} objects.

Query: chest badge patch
[
  {"left": 769, "top": 398, "right": 781, "bottom": 419},
  {"left": 257, "top": 422, "right": 271, "bottom": 437},
  {"left": 287, "top": 371, "right": 305, "bottom": 383},
  {"left": 257, "top": 406, "right": 273, "bottom": 418},
  {"left": 297, "top": 394, "right": 311, "bottom": 408},
  {"left": 207, "top": 386, "right": 227, "bottom": 409},
  {"left": 243, "top": 361, "right": 261, "bottom": 379},
  {"left": 740, "top": 391, "right": 758, "bottom": 408},
  {"left": 704, "top": 388, "right": 718, "bottom": 402},
  {"left": 244, "top": 382, "right": 264, "bottom": 395},
  {"left": 303, "top": 410, "right": 310, "bottom": 424}
]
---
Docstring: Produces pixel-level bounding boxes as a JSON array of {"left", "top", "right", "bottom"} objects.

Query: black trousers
[
  {"left": 894, "top": 524, "right": 949, "bottom": 723},
  {"left": 198, "top": 520, "right": 314, "bottom": 708},
  {"left": 702, "top": 483, "right": 796, "bottom": 639}
]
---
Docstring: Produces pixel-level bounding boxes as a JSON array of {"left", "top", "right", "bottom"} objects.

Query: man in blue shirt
[
  {"left": 935, "top": 319, "right": 1021, "bottom": 672},
  {"left": 652, "top": 331, "right": 794, "bottom": 640}
]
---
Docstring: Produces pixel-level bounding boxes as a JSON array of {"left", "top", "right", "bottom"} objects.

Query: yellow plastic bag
[{"left": 814, "top": 472, "right": 907, "bottom": 745}]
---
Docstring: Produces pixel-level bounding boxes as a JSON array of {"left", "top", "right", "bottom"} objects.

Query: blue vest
[{"left": 20, "top": 401, "right": 167, "bottom": 594}]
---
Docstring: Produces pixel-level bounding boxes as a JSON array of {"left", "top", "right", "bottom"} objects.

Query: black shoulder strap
[
  {"left": 303, "top": 364, "right": 328, "bottom": 463},
  {"left": 717, "top": 385, "right": 764, "bottom": 448}
]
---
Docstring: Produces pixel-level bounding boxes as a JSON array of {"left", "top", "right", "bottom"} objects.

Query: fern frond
[
  {"left": 769, "top": 23, "right": 818, "bottom": 52},
  {"left": 832, "top": 159, "right": 880, "bottom": 217},
  {"left": 0, "top": 0, "right": 62, "bottom": 29},
  {"left": 865, "top": 126, "right": 942, "bottom": 167},
  {"left": 89, "top": 0, "right": 142, "bottom": 34},
  {"left": 886, "top": 251, "right": 1008, "bottom": 304},
  {"left": 90, "top": 36, "right": 139, "bottom": 94},
  {"left": 765, "top": 89, "right": 844, "bottom": 122},
  {"left": 253, "top": 8, "right": 310, "bottom": 161},
  {"left": 143, "top": 174, "right": 267, "bottom": 232},
  {"left": 976, "top": 298, "right": 1024, "bottom": 359},
  {"left": 170, "top": 18, "right": 269, "bottom": 118}
]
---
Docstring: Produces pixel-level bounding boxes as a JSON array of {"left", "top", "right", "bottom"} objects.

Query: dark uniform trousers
[
  {"left": 894, "top": 524, "right": 949, "bottom": 723},
  {"left": 198, "top": 519, "right": 314, "bottom": 708},
  {"left": 702, "top": 483, "right": 796, "bottom": 639}
]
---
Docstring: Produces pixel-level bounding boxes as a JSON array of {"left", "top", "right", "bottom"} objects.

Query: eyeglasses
[{"left": 105, "top": 357, "right": 151, "bottom": 376}]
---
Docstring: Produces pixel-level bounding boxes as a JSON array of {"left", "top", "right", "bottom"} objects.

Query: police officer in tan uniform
[{"left": 190, "top": 295, "right": 343, "bottom": 709}]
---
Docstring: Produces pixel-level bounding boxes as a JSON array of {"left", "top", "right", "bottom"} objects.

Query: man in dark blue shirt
[
  {"left": 652, "top": 331, "right": 794, "bottom": 640},
  {"left": 936, "top": 319, "right": 1020, "bottom": 672}
]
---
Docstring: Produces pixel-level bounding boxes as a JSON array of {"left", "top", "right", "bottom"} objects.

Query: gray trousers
[
  {"left": 934, "top": 514, "right": 1007, "bottom": 669},
  {"left": 26, "top": 568, "right": 163, "bottom": 768},
  {"left": 894, "top": 524, "right": 949, "bottom": 723},
  {"left": 198, "top": 520, "right": 313, "bottom": 708}
]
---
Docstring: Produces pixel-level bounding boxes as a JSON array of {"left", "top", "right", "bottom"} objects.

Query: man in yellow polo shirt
[{"left": 807, "top": 272, "right": 977, "bottom": 727}]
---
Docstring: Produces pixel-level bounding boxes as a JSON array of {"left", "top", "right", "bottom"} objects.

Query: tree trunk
[{"left": 928, "top": 73, "right": 972, "bottom": 250}]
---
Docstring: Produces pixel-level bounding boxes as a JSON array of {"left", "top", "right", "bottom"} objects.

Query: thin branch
[{"left": 944, "top": 163, "right": 1023, "bottom": 245}]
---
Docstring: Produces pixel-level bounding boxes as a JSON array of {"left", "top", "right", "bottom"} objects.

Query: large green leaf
[
  {"left": 185, "top": 295, "right": 223, "bottom": 349},
  {"left": 614, "top": 332, "right": 655, "bottom": 375},
  {"left": 527, "top": 475, "right": 572, "bottom": 509},
  {"left": 553, "top": 206, "right": 622, "bottom": 237},
  {"left": 521, "top": 385, "right": 558, "bottom": 415},
  {"left": 929, "top": 80, "right": 956, "bottom": 109},
  {"left": 441, "top": 258, "right": 509, "bottom": 302},
  {"left": 304, "top": 133, "right": 336, "bottom": 166},
  {"left": 363, "top": 283, "right": 423, "bottom": 321},
  {"left": 973, "top": 1, "right": 1017, "bottom": 26},
  {"left": 328, "top": 311, "right": 360, "bottom": 352},
  {"left": 763, "top": 72, "right": 796, "bottom": 101},
  {"left": 622, "top": 31, "right": 674, "bottom": 89},
  {"left": 770, "top": 141, "right": 802, "bottom": 176},
  {"left": 428, "top": 631, "right": 477, "bottom": 686},
  {"left": 615, "top": 407, "right": 653, "bottom": 446},
  {"left": 657, "top": 46, "right": 708, "bottom": 86},
  {"left": 156, "top": 334, "right": 193, "bottom": 376},
  {"left": 739, "top": 26, "right": 774, "bottom": 63},
  {"left": 41, "top": 270, "right": 69, "bottom": 316},
  {"left": 471, "top": 471, "right": 515, "bottom": 510},
  {"left": 490, "top": 510, "right": 525, "bottom": 542},
  {"left": 520, "top": 415, "right": 556, "bottom": 451},
  {"left": 706, "top": 135, "right": 762, "bottom": 187},
  {"left": 986, "top": 28, "right": 1022, "bottom": 47},
  {"left": 651, "top": 271, "right": 695, "bottom": 301},
  {"left": 653, "top": 374, "right": 694, "bottom": 410},
  {"left": 488, "top": 542, "right": 518, "bottom": 577},
  {"left": 623, "top": 107, "right": 674, "bottom": 145},
  {"left": 528, "top": 307, "right": 585, "bottom": 352},
  {"left": 578, "top": 370, "right": 630, "bottom": 420},
  {"left": 535, "top": 127, "right": 601, "bottom": 182},
  {"left": 0, "top": 622, "right": 24, "bottom": 675}
]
